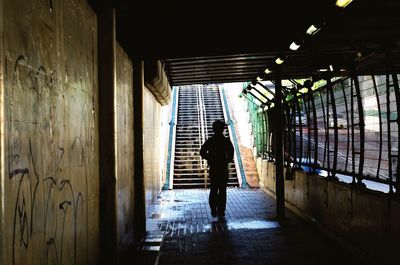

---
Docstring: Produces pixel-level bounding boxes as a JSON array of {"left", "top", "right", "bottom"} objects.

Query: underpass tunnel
[{"left": 1, "top": 1, "right": 400, "bottom": 265}]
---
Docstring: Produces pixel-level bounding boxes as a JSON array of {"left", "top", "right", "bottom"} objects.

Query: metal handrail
[
  {"left": 202, "top": 88, "right": 209, "bottom": 140},
  {"left": 196, "top": 86, "right": 203, "bottom": 167},
  {"left": 197, "top": 85, "right": 209, "bottom": 188}
]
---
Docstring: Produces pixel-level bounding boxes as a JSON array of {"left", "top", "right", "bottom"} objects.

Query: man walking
[{"left": 200, "top": 120, "right": 234, "bottom": 220}]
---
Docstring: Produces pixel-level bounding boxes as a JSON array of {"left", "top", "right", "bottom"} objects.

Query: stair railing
[
  {"left": 203, "top": 88, "right": 209, "bottom": 140},
  {"left": 198, "top": 85, "right": 209, "bottom": 188},
  {"left": 197, "top": 86, "right": 204, "bottom": 169},
  {"left": 196, "top": 86, "right": 202, "bottom": 163},
  {"left": 202, "top": 87, "right": 209, "bottom": 188}
]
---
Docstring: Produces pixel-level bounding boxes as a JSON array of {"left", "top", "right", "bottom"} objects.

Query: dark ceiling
[{"left": 90, "top": 0, "right": 400, "bottom": 86}]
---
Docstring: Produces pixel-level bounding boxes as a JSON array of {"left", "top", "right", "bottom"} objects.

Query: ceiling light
[
  {"left": 257, "top": 76, "right": 263, "bottom": 82},
  {"left": 275, "top": 57, "right": 285, "bottom": 65},
  {"left": 299, "top": 87, "right": 308, "bottom": 94},
  {"left": 318, "top": 68, "right": 329, "bottom": 72},
  {"left": 264, "top": 68, "right": 272, "bottom": 74},
  {"left": 336, "top": 0, "right": 353, "bottom": 8},
  {"left": 289, "top": 41, "right": 301, "bottom": 51},
  {"left": 329, "top": 65, "right": 334, "bottom": 71},
  {"left": 306, "top": 24, "right": 321, "bottom": 35},
  {"left": 265, "top": 92, "right": 274, "bottom": 100}
]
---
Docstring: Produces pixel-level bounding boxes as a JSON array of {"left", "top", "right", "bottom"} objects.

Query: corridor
[
  {"left": 2, "top": 1, "right": 400, "bottom": 265},
  {"left": 136, "top": 188, "right": 367, "bottom": 265}
]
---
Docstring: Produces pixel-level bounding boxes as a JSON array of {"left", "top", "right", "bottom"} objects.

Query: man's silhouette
[{"left": 200, "top": 120, "right": 234, "bottom": 219}]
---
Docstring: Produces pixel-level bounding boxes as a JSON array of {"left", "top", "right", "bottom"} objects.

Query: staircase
[{"left": 173, "top": 85, "right": 239, "bottom": 189}]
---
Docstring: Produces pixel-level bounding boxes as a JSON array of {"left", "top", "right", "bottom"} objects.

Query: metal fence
[
  {"left": 247, "top": 74, "right": 400, "bottom": 193},
  {"left": 244, "top": 83, "right": 270, "bottom": 158}
]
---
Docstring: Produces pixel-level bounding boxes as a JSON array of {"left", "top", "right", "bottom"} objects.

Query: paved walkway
[{"left": 136, "top": 188, "right": 367, "bottom": 265}]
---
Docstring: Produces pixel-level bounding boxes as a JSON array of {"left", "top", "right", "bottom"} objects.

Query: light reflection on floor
[
  {"left": 146, "top": 188, "right": 279, "bottom": 235},
  {"left": 139, "top": 188, "right": 369, "bottom": 265},
  {"left": 225, "top": 220, "right": 280, "bottom": 230}
]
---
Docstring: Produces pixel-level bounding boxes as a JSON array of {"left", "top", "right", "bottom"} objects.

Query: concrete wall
[
  {"left": 144, "top": 60, "right": 172, "bottom": 106},
  {"left": 1, "top": 1, "right": 99, "bottom": 265},
  {"left": 143, "top": 86, "right": 167, "bottom": 206},
  {"left": 115, "top": 44, "right": 135, "bottom": 257},
  {"left": 224, "top": 83, "right": 259, "bottom": 187},
  {"left": 258, "top": 159, "right": 400, "bottom": 265}
]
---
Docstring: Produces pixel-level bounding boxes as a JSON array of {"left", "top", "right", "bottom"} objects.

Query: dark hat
[{"left": 212, "top": 120, "right": 226, "bottom": 133}]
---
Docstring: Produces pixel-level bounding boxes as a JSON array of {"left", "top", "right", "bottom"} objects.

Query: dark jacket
[{"left": 200, "top": 134, "right": 234, "bottom": 170}]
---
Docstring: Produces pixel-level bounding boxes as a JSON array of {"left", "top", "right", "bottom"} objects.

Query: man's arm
[{"left": 200, "top": 140, "right": 209, "bottom": 160}]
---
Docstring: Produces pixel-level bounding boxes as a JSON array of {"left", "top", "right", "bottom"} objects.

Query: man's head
[{"left": 212, "top": 120, "right": 226, "bottom": 134}]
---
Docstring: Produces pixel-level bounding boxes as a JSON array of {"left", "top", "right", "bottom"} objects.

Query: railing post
[
  {"left": 309, "top": 89, "right": 319, "bottom": 172},
  {"left": 351, "top": 72, "right": 365, "bottom": 185},
  {"left": 339, "top": 79, "right": 351, "bottom": 173},
  {"left": 385, "top": 49, "right": 400, "bottom": 195},
  {"left": 328, "top": 78, "right": 339, "bottom": 180},
  {"left": 371, "top": 76, "right": 383, "bottom": 180},
  {"left": 391, "top": 72, "right": 400, "bottom": 195},
  {"left": 274, "top": 69, "right": 285, "bottom": 220}
]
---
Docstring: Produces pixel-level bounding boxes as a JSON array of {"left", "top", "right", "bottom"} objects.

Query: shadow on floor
[{"left": 133, "top": 188, "right": 368, "bottom": 265}]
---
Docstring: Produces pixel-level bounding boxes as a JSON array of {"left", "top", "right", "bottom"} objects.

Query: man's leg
[
  {"left": 217, "top": 185, "right": 227, "bottom": 217},
  {"left": 209, "top": 185, "right": 218, "bottom": 217}
]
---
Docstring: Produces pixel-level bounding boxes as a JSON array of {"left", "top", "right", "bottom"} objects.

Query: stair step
[
  {"left": 172, "top": 86, "right": 239, "bottom": 188},
  {"left": 173, "top": 183, "right": 239, "bottom": 189}
]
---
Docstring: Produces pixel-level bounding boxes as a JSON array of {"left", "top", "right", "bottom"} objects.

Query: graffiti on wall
[{"left": 8, "top": 55, "right": 92, "bottom": 265}]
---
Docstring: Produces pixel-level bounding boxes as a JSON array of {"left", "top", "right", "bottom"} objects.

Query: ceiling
[{"left": 90, "top": 0, "right": 400, "bottom": 86}]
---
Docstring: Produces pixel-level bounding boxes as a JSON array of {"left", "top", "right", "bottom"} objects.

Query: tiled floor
[{"left": 136, "top": 188, "right": 367, "bottom": 265}]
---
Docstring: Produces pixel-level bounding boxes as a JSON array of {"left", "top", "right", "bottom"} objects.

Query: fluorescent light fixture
[
  {"left": 329, "top": 64, "right": 334, "bottom": 71},
  {"left": 306, "top": 24, "right": 321, "bottom": 35},
  {"left": 299, "top": 87, "right": 308, "bottom": 94},
  {"left": 264, "top": 68, "right": 272, "bottom": 74},
  {"left": 275, "top": 57, "right": 285, "bottom": 65},
  {"left": 336, "top": 0, "right": 353, "bottom": 8},
  {"left": 257, "top": 76, "right": 263, "bottom": 82},
  {"left": 289, "top": 41, "right": 301, "bottom": 51},
  {"left": 318, "top": 68, "right": 329, "bottom": 72},
  {"left": 266, "top": 92, "right": 274, "bottom": 100}
]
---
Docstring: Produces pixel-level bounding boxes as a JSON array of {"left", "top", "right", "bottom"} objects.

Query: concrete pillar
[
  {"left": 274, "top": 69, "right": 285, "bottom": 220},
  {"left": 133, "top": 60, "right": 146, "bottom": 243},
  {"left": 0, "top": 0, "right": 4, "bottom": 263},
  {"left": 98, "top": 6, "right": 118, "bottom": 265}
]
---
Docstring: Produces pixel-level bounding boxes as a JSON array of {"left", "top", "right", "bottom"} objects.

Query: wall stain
[{"left": 9, "top": 55, "right": 89, "bottom": 265}]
